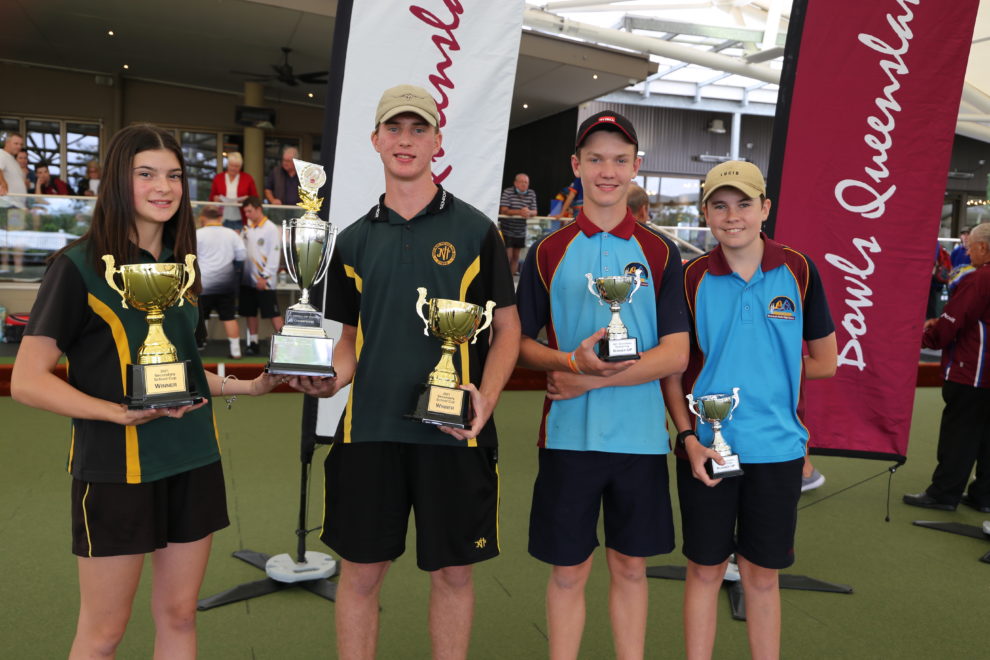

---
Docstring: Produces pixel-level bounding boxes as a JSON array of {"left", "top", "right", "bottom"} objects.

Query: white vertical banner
[{"left": 328, "top": 0, "right": 525, "bottom": 228}]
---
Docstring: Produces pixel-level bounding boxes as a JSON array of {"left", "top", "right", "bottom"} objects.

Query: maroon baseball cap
[{"left": 575, "top": 111, "right": 639, "bottom": 151}]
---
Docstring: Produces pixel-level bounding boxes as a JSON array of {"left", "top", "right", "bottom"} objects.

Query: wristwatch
[{"left": 676, "top": 429, "right": 698, "bottom": 448}]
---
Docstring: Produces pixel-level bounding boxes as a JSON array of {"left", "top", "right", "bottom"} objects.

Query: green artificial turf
[{"left": 1, "top": 389, "right": 987, "bottom": 659}]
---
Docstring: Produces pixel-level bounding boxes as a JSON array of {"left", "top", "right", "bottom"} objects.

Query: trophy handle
[
  {"left": 102, "top": 255, "right": 128, "bottom": 309},
  {"left": 282, "top": 221, "right": 298, "bottom": 285},
  {"left": 312, "top": 223, "right": 338, "bottom": 287},
  {"left": 175, "top": 254, "right": 197, "bottom": 308},
  {"left": 585, "top": 273, "right": 603, "bottom": 305},
  {"left": 471, "top": 300, "right": 496, "bottom": 345},
  {"left": 685, "top": 393, "right": 706, "bottom": 425},
  {"left": 729, "top": 387, "right": 741, "bottom": 420},
  {"left": 415, "top": 287, "right": 430, "bottom": 336},
  {"left": 627, "top": 268, "right": 643, "bottom": 303}
]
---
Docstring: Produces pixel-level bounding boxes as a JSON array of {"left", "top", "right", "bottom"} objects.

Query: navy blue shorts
[
  {"left": 528, "top": 448, "right": 674, "bottom": 566},
  {"left": 676, "top": 456, "right": 803, "bottom": 569}
]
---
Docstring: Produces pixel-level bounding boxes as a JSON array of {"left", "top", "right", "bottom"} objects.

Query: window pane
[
  {"left": 179, "top": 131, "right": 218, "bottom": 201},
  {"left": 66, "top": 122, "right": 101, "bottom": 195},
  {"left": 26, "top": 120, "right": 62, "bottom": 175}
]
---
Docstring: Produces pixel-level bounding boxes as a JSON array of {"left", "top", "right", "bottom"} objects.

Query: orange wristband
[{"left": 568, "top": 351, "right": 584, "bottom": 375}]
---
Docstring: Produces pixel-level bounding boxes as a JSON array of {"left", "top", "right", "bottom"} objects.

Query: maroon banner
[{"left": 771, "top": 0, "right": 980, "bottom": 461}]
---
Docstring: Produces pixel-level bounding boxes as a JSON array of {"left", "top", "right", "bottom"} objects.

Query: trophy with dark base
[
  {"left": 586, "top": 271, "right": 642, "bottom": 361},
  {"left": 407, "top": 287, "right": 495, "bottom": 429},
  {"left": 267, "top": 159, "right": 338, "bottom": 377},
  {"left": 103, "top": 254, "right": 205, "bottom": 409},
  {"left": 687, "top": 387, "right": 744, "bottom": 478}
]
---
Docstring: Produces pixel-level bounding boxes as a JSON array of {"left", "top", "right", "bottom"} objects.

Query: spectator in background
[
  {"left": 33, "top": 161, "right": 72, "bottom": 195},
  {"left": 627, "top": 183, "right": 650, "bottom": 224},
  {"left": 76, "top": 160, "right": 101, "bottom": 196},
  {"left": 551, "top": 177, "right": 583, "bottom": 221},
  {"left": 16, "top": 150, "right": 35, "bottom": 188},
  {"left": 904, "top": 222, "right": 990, "bottom": 514},
  {"left": 209, "top": 151, "right": 258, "bottom": 233},
  {"left": 264, "top": 146, "right": 301, "bottom": 207},
  {"left": 196, "top": 206, "right": 246, "bottom": 359},
  {"left": 240, "top": 196, "right": 283, "bottom": 356},
  {"left": 0, "top": 132, "right": 28, "bottom": 274},
  {"left": 499, "top": 172, "right": 538, "bottom": 275},
  {"left": 926, "top": 242, "right": 952, "bottom": 320},
  {"left": 951, "top": 228, "right": 971, "bottom": 268}
]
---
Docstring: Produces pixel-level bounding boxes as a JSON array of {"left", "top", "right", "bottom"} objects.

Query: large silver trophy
[
  {"left": 585, "top": 271, "right": 642, "bottom": 361},
  {"left": 686, "top": 387, "right": 744, "bottom": 478},
  {"left": 266, "top": 159, "right": 338, "bottom": 377}
]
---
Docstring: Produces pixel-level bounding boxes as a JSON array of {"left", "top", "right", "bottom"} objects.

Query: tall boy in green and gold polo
[{"left": 293, "top": 85, "right": 520, "bottom": 659}]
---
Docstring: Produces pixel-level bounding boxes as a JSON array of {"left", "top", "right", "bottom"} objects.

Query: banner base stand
[
  {"left": 646, "top": 555, "right": 852, "bottom": 621},
  {"left": 198, "top": 457, "right": 339, "bottom": 610},
  {"left": 912, "top": 520, "right": 990, "bottom": 564}
]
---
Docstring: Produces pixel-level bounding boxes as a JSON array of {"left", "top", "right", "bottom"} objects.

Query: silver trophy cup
[
  {"left": 267, "top": 160, "right": 338, "bottom": 377},
  {"left": 686, "top": 387, "right": 744, "bottom": 478},
  {"left": 585, "top": 271, "right": 642, "bottom": 361}
]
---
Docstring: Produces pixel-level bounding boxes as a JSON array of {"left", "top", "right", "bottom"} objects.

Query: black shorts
[
  {"left": 199, "top": 292, "right": 237, "bottom": 322},
  {"left": 502, "top": 234, "right": 525, "bottom": 249},
  {"left": 528, "top": 448, "right": 674, "bottom": 566},
  {"left": 238, "top": 285, "right": 280, "bottom": 318},
  {"left": 71, "top": 460, "right": 229, "bottom": 557},
  {"left": 320, "top": 441, "right": 499, "bottom": 571},
  {"left": 676, "top": 456, "right": 803, "bottom": 569}
]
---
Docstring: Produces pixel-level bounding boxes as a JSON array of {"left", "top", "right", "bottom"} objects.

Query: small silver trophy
[
  {"left": 266, "top": 159, "right": 338, "bottom": 377},
  {"left": 686, "top": 387, "right": 744, "bottom": 478},
  {"left": 585, "top": 271, "right": 642, "bottom": 361}
]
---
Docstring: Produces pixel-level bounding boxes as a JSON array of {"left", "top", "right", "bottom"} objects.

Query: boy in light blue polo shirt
[
  {"left": 517, "top": 111, "right": 689, "bottom": 659},
  {"left": 662, "top": 160, "right": 837, "bottom": 659}
]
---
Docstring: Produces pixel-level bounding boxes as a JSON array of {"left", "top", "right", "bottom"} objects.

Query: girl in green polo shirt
[{"left": 12, "top": 124, "right": 279, "bottom": 658}]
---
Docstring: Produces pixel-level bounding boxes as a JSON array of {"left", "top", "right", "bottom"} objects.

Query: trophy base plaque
[
  {"left": 706, "top": 454, "right": 744, "bottom": 479},
  {"left": 125, "top": 361, "right": 204, "bottom": 410},
  {"left": 267, "top": 334, "right": 336, "bottom": 378},
  {"left": 598, "top": 336, "right": 641, "bottom": 362},
  {"left": 407, "top": 383, "right": 469, "bottom": 429}
]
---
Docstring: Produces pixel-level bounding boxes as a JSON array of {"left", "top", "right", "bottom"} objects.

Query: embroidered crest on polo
[
  {"left": 767, "top": 296, "right": 796, "bottom": 320},
  {"left": 625, "top": 262, "right": 649, "bottom": 287},
  {"left": 432, "top": 241, "right": 456, "bottom": 265}
]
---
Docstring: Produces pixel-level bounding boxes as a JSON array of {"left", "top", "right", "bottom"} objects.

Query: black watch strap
[{"left": 676, "top": 429, "right": 698, "bottom": 446}]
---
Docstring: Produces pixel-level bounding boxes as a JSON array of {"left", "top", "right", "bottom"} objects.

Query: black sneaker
[{"left": 245, "top": 341, "right": 260, "bottom": 356}]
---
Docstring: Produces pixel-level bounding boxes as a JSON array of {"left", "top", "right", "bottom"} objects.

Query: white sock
[
  {"left": 228, "top": 338, "right": 241, "bottom": 354},
  {"left": 247, "top": 332, "right": 258, "bottom": 344}
]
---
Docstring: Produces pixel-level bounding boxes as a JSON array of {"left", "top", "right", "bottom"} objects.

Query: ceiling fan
[{"left": 232, "top": 47, "right": 328, "bottom": 87}]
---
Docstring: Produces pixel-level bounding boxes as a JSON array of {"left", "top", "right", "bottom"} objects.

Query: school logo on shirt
[
  {"left": 257, "top": 237, "right": 266, "bottom": 247},
  {"left": 767, "top": 296, "right": 796, "bottom": 320},
  {"left": 474, "top": 537, "right": 487, "bottom": 549},
  {"left": 625, "top": 262, "right": 649, "bottom": 287},
  {"left": 432, "top": 241, "right": 456, "bottom": 266}
]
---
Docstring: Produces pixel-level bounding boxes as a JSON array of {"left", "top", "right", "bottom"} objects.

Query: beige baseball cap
[
  {"left": 702, "top": 160, "right": 766, "bottom": 204},
  {"left": 375, "top": 84, "right": 440, "bottom": 127}
]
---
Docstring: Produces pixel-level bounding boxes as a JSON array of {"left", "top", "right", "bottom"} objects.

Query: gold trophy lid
[{"left": 293, "top": 158, "right": 327, "bottom": 214}]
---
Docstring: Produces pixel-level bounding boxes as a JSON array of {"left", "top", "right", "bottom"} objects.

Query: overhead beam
[
  {"left": 623, "top": 16, "right": 787, "bottom": 46},
  {"left": 524, "top": 8, "right": 781, "bottom": 84}
]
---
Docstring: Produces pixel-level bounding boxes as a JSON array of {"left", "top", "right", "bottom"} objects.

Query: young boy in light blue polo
[{"left": 662, "top": 160, "right": 838, "bottom": 659}]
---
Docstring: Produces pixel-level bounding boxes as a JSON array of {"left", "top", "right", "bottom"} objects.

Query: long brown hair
[{"left": 52, "top": 124, "right": 201, "bottom": 293}]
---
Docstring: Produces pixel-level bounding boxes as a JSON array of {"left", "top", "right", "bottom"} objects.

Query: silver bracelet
[{"left": 221, "top": 375, "right": 239, "bottom": 410}]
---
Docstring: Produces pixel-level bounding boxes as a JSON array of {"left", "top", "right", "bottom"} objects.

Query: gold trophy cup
[
  {"left": 103, "top": 254, "right": 204, "bottom": 409},
  {"left": 686, "top": 387, "right": 744, "bottom": 478},
  {"left": 267, "top": 159, "right": 338, "bottom": 377},
  {"left": 586, "top": 271, "right": 642, "bottom": 361},
  {"left": 407, "top": 287, "right": 495, "bottom": 429}
]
